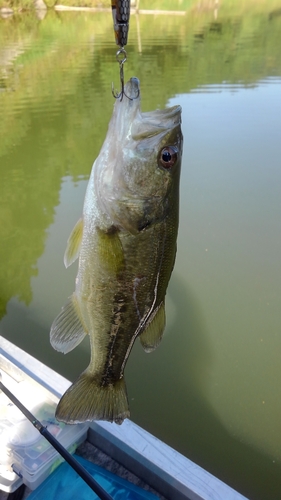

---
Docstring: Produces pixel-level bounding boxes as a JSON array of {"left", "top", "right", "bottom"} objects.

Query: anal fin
[
  {"left": 139, "top": 302, "right": 166, "bottom": 353},
  {"left": 50, "top": 294, "right": 87, "bottom": 354}
]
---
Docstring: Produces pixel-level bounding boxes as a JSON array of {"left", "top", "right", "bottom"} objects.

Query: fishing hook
[
  {"left": 111, "top": 47, "right": 127, "bottom": 101},
  {"left": 112, "top": 48, "right": 139, "bottom": 101}
]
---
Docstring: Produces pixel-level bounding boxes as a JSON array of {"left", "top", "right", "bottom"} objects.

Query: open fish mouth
[{"left": 111, "top": 77, "right": 182, "bottom": 143}]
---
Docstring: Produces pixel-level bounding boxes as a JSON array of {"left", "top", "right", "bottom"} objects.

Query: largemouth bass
[{"left": 50, "top": 77, "right": 183, "bottom": 424}]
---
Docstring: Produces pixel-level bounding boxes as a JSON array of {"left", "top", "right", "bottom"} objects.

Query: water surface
[{"left": 1, "top": 3, "right": 281, "bottom": 499}]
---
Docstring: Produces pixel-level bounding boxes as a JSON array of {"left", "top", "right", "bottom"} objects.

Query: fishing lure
[{"left": 111, "top": 1, "right": 138, "bottom": 100}]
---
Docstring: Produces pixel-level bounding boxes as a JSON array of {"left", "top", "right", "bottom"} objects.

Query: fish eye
[{"left": 159, "top": 146, "right": 178, "bottom": 169}]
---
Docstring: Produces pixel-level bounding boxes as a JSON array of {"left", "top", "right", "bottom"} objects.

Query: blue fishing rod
[{"left": 0, "top": 374, "right": 113, "bottom": 500}]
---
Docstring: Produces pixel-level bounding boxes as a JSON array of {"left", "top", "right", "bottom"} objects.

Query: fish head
[{"left": 95, "top": 77, "right": 183, "bottom": 234}]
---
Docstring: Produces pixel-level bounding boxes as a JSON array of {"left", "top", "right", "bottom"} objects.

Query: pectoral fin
[
  {"left": 64, "top": 218, "right": 83, "bottom": 268},
  {"left": 97, "top": 227, "right": 124, "bottom": 275},
  {"left": 50, "top": 294, "right": 87, "bottom": 354},
  {"left": 139, "top": 302, "right": 166, "bottom": 353}
]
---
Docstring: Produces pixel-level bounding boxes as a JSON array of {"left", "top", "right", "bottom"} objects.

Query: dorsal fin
[{"left": 64, "top": 218, "right": 83, "bottom": 268}]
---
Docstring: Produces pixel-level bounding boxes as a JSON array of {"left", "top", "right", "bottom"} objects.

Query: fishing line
[{"left": 0, "top": 374, "right": 114, "bottom": 500}]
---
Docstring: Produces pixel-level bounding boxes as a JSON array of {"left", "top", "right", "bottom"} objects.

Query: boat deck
[{"left": 0, "top": 336, "right": 249, "bottom": 500}]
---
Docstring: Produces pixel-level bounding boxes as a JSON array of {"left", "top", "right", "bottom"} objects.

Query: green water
[{"left": 1, "top": 3, "right": 281, "bottom": 498}]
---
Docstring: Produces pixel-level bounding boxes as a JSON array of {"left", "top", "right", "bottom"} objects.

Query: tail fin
[{"left": 55, "top": 369, "right": 130, "bottom": 425}]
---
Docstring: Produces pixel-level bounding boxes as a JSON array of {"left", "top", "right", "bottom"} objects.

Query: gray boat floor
[
  {"left": 0, "top": 439, "right": 166, "bottom": 500},
  {"left": 76, "top": 440, "right": 166, "bottom": 499}
]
